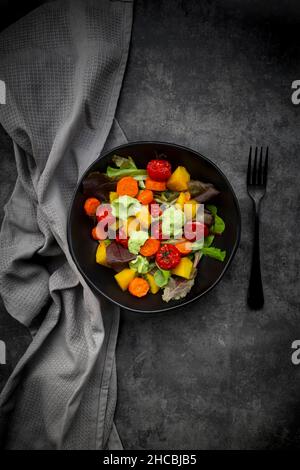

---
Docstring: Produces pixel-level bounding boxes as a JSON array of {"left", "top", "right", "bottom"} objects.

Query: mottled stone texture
[{"left": 1, "top": 0, "right": 300, "bottom": 450}]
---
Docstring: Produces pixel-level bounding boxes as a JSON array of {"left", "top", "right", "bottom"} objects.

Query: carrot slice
[
  {"left": 84, "top": 197, "right": 101, "bottom": 216},
  {"left": 116, "top": 176, "right": 138, "bottom": 197},
  {"left": 140, "top": 238, "right": 161, "bottom": 257},
  {"left": 91, "top": 227, "right": 99, "bottom": 240},
  {"left": 175, "top": 240, "right": 193, "bottom": 255},
  {"left": 128, "top": 277, "right": 150, "bottom": 297},
  {"left": 137, "top": 189, "right": 154, "bottom": 205},
  {"left": 145, "top": 177, "right": 166, "bottom": 192}
]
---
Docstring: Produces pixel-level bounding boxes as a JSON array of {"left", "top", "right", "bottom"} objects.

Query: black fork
[{"left": 247, "top": 146, "right": 269, "bottom": 310}]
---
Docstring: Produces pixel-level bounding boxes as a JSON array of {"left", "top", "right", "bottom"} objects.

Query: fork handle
[{"left": 247, "top": 210, "right": 264, "bottom": 309}]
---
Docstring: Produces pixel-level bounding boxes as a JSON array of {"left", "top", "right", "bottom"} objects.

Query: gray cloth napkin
[{"left": 0, "top": 0, "right": 133, "bottom": 449}]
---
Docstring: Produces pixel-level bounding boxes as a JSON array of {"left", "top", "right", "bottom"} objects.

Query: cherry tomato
[
  {"left": 156, "top": 244, "right": 181, "bottom": 270},
  {"left": 184, "top": 221, "right": 209, "bottom": 241},
  {"left": 147, "top": 159, "right": 172, "bottom": 182},
  {"left": 116, "top": 228, "right": 129, "bottom": 248}
]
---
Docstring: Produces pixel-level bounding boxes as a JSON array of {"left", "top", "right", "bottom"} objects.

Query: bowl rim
[{"left": 67, "top": 140, "right": 241, "bottom": 313}]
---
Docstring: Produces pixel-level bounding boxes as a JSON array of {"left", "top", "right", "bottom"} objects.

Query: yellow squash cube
[
  {"left": 184, "top": 199, "right": 198, "bottom": 220},
  {"left": 114, "top": 268, "right": 136, "bottom": 291},
  {"left": 109, "top": 191, "right": 118, "bottom": 203},
  {"left": 167, "top": 166, "right": 190, "bottom": 191},
  {"left": 96, "top": 241, "right": 108, "bottom": 266},
  {"left": 145, "top": 273, "right": 160, "bottom": 294},
  {"left": 176, "top": 191, "right": 191, "bottom": 210},
  {"left": 171, "top": 257, "right": 193, "bottom": 279}
]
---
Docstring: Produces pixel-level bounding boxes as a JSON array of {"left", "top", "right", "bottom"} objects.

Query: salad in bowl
[{"left": 81, "top": 154, "right": 226, "bottom": 303}]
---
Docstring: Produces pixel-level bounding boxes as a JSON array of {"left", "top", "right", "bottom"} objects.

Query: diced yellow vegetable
[
  {"left": 167, "top": 166, "right": 190, "bottom": 191},
  {"left": 109, "top": 191, "right": 118, "bottom": 203},
  {"left": 145, "top": 273, "right": 160, "bottom": 294},
  {"left": 136, "top": 206, "right": 151, "bottom": 229},
  {"left": 184, "top": 199, "right": 198, "bottom": 220},
  {"left": 96, "top": 241, "right": 108, "bottom": 266},
  {"left": 114, "top": 268, "right": 136, "bottom": 291},
  {"left": 176, "top": 192, "right": 186, "bottom": 209},
  {"left": 176, "top": 191, "right": 191, "bottom": 209},
  {"left": 171, "top": 257, "right": 193, "bottom": 279}
]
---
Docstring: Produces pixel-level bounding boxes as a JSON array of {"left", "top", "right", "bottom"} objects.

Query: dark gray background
[{"left": 1, "top": 0, "right": 300, "bottom": 449}]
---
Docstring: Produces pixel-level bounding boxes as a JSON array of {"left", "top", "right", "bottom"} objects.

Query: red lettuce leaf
[
  {"left": 106, "top": 241, "right": 136, "bottom": 272},
  {"left": 188, "top": 180, "right": 220, "bottom": 203},
  {"left": 82, "top": 171, "right": 117, "bottom": 202}
]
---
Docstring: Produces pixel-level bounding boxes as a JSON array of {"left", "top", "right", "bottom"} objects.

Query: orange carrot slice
[
  {"left": 145, "top": 177, "right": 166, "bottom": 192},
  {"left": 137, "top": 189, "right": 154, "bottom": 205},
  {"left": 175, "top": 240, "right": 193, "bottom": 255},
  {"left": 140, "top": 238, "right": 161, "bottom": 257},
  {"left": 116, "top": 176, "right": 139, "bottom": 197},
  {"left": 84, "top": 197, "right": 101, "bottom": 216},
  {"left": 91, "top": 227, "right": 99, "bottom": 240},
  {"left": 128, "top": 277, "right": 150, "bottom": 297}
]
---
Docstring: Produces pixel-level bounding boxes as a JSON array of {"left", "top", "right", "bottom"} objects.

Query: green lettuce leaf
[
  {"left": 154, "top": 269, "right": 171, "bottom": 288},
  {"left": 205, "top": 204, "right": 217, "bottom": 215},
  {"left": 212, "top": 214, "right": 225, "bottom": 234},
  {"left": 129, "top": 255, "right": 150, "bottom": 274},
  {"left": 112, "top": 155, "right": 137, "bottom": 169},
  {"left": 206, "top": 204, "right": 225, "bottom": 234},
  {"left": 201, "top": 246, "right": 226, "bottom": 261},
  {"left": 204, "top": 235, "right": 215, "bottom": 247},
  {"left": 106, "top": 166, "right": 147, "bottom": 179}
]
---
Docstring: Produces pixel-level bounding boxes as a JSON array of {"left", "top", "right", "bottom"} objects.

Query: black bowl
[{"left": 67, "top": 141, "right": 241, "bottom": 313}]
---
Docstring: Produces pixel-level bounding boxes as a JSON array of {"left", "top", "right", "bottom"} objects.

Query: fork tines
[{"left": 247, "top": 146, "right": 269, "bottom": 187}]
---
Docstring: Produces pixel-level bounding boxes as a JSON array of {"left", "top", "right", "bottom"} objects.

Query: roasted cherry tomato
[
  {"left": 116, "top": 228, "right": 129, "bottom": 248},
  {"left": 156, "top": 244, "right": 181, "bottom": 270},
  {"left": 147, "top": 159, "right": 172, "bottom": 182},
  {"left": 184, "top": 221, "right": 209, "bottom": 241}
]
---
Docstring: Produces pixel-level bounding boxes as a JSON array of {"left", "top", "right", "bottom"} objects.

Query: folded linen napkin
[{"left": 0, "top": 0, "right": 133, "bottom": 449}]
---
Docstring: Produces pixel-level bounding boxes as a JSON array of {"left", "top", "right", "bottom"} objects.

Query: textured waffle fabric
[{"left": 0, "top": 0, "right": 133, "bottom": 449}]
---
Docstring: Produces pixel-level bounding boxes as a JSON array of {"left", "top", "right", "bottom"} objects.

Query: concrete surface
[{"left": 1, "top": 0, "right": 300, "bottom": 449}]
